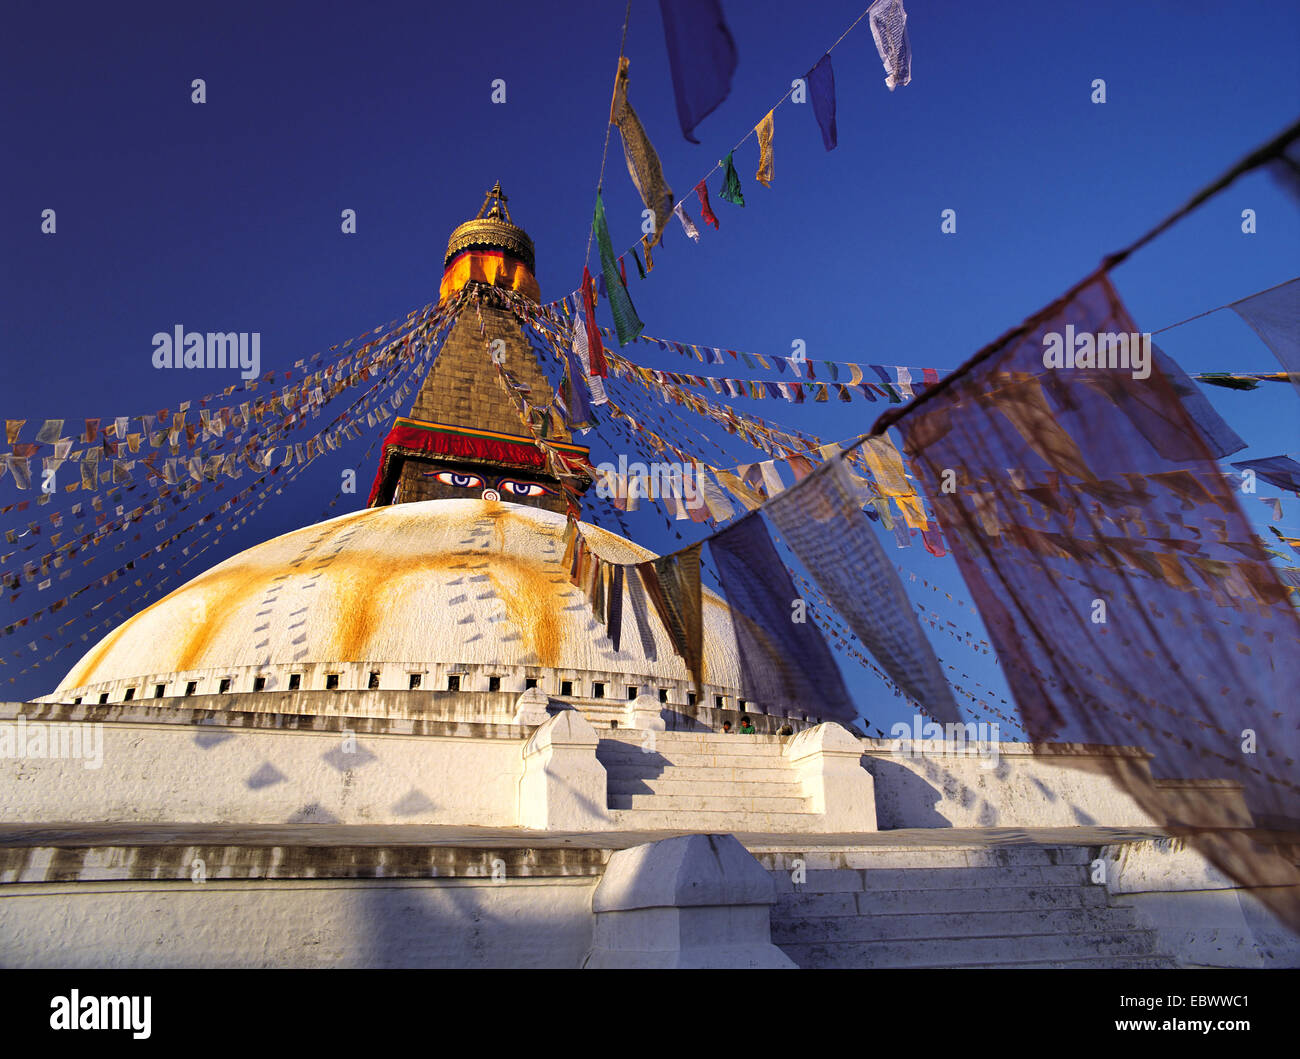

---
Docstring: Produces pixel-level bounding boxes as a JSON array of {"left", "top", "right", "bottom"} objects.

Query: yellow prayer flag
[
  {"left": 859, "top": 435, "right": 928, "bottom": 530},
  {"left": 755, "top": 110, "right": 775, "bottom": 187}
]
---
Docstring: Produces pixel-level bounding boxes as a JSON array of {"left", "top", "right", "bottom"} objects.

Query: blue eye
[
  {"left": 499, "top": 479, "right": 550, "bottom": 498},
  {"left": 432, "top": 471, "right": 485, "bottom": 489}
]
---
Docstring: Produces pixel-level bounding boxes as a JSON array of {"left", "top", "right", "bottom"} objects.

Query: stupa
[
  {"left": 1, "top": 189, "right": 1295, "bottom": 970},
  {"left": 40, "top": 184, "right": 762, "bottom": 730}
]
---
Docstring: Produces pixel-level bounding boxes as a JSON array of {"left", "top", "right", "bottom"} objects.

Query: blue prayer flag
[{"left": 659, "top": 0, "right": 738, "bottom": 144}]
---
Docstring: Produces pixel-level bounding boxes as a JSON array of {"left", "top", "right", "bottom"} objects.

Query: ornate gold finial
[
  {"left": 446, "top": 182, "right": 536, "bottom": 273},
  {"left": 476, "top": 181, "right": 512, "bottom": 223}
]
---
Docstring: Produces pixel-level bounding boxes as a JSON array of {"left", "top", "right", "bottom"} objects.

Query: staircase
[
  {"left": 757, "top": 844, "right": 1177, "bottom": 968},
  {"left": 597, "top": 731, "right": 823, "bottom": 832}
]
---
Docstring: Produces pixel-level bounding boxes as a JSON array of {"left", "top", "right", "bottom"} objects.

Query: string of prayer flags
[
  {"left": 593, "top": 192, "right": 644, "bottom": 346},
  {"left": 766, "top": 455, "right": 961, "bottom": 722},
  {"left": 710, "top": 510, "right": 856, "bottom": 721},
  {"left": 807, "top": 54, "right": 838, "bottom": 151},
  {"left": 889, "top": 271, "right": 1300, "bottom": 930},
  {"left": 1230, "top": 278, "right": 1300, "bottom": 400},
  {"left": 718, "top": 152, "right": 745, "bottom": 207},
  {"left": 695, "top": 180, "right": 720, "bottom": 229},
  {"left": 868, "top": 0, "right": 913, "bottom": 91},
  {"left": 1194, "top": 372, "right": 1292, "bottom": 390},
  {"left": 755, "top": 111, "right": 775, "bottom": 188},
  {"left": 611, "top": 57, "right": 674, "bottom": 249},
  {"left": 658, "top": 0, "right": 737, "bottom": 144}
]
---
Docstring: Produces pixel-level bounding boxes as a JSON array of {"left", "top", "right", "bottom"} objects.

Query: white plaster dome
[{"left": 49, "top": 499, "right": 745, "bottom": 705}]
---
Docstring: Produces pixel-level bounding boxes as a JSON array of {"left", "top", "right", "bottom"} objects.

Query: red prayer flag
[
  {"left": 581, "top": 266, "right": 609, "bottom": 378},
  {"left": 694, "top": 180, "right": 720, "bottom": 229}
]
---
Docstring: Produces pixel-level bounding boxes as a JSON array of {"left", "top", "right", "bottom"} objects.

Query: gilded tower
[{"left": 367, "top": 184, "right": 590, "bottom": 516}]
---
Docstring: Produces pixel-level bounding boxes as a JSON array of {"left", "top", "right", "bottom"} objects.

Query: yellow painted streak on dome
[
  {"left": 309, "top": 505, "right": 549, "bottom": 662},
  {"left": 327, "top": 551, "right": 475, "bottom": 661},
  {"left": 61, "top": 614, "right": 134, "bottom": 690},
  {"left": 174, "top": 510, "right": 371, "bottom": 673},
  {"left": 172, "top": 566, "right": 278, "bottom": 673},
  {"left": 485, "top": 555, "right": 564, "bottom": 668}
]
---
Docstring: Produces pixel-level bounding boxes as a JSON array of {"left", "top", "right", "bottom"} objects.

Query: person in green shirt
[{"left": 739, "top": 716, "right": 756, "bottom": 734}]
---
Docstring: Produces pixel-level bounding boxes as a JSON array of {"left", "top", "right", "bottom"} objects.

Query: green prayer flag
[
  {"left": 593, "top": 192, "right": 644, "bottom": 346},
  {"left": 719, "top": 151, "right": 745, "bottom": 207},
  {"left": 1196, "top": 373, "right": 1259, "bottom": 391}
]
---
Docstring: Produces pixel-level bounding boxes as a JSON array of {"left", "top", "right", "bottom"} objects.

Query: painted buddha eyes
[
  {"left": 433, "top": 471, "right": 485, "bottom": 489},
  {"left": 499, "top": 479, "right": 551, "bottom": 498},
  {"left": 426, "top": 471, "right": 552, "bottom": 498}
]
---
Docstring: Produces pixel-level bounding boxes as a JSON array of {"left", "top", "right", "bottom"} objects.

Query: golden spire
[{"left": 445, "top": 182, "right": 535, "bottom": 272}]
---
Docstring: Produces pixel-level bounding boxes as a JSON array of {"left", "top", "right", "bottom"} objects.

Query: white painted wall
[
  {"left": 0, "top": 718, "right": 525, "bottom": 827},
  {"left": 0, "top": 878, "right": 596, "bottom": 969},
  {"left": 862, "top": 741, "right": 1163, "bottom": 828}
]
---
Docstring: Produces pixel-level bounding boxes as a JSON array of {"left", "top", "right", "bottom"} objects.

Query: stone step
[
  {"left": 777, "top": 929, "right": 1160, "bottom": 969},
  {"left": 609, "top": 809, "right": 821, "bottom": 832},
  {"left": 598, "top": 748, "right": 789, "bottom": 768},
  {"left": 601, "top": 763, "right": 795, "bottom": 784},
  {"left": 602, "top": 732, "right": 788, "bottom": 749},
  {"left": 774, "top": 884, "right": 1109, "bottom": 918},
  {"left": 756, "top": 845, "right": 1096, "bottom": 871},
  {"left": 609, "top": 793, "right": 810, "bottom": 814},
  {"left": 771, "top": 906, "right": 1143, "bottom": 944},
  {"left": 607, "top": 777, "right": 806, "bottom": 799},
  {"left": 772, "top": 864, "right": 1092, "bottom": 893},
  {"left": 952, "top": 956, "right": 1179, "bottom": 968}
]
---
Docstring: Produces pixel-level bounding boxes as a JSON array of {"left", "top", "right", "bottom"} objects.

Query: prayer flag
[
  {"left": 807, "top": 54, "right": 838, "bottom": 151},
  {"left": 658, "top": 0, "right": 737, "bottom": 143},
  {"left": 1231, "top": 278, "right": 1300, "bottom": 400},
  {"left": 674, "top": 203, "right": 700, "bottom": 243},
  {"left": 612, "top": 57, "right": 674, "bottom": 248},
  {"left": 580, "top": 267, "right": 609, "bottom": 378},
  {"left": 710, "top": 511, "right": 856, "bottom": 721},
  {"left": 719, "top": 152, "right": 745, "bottom": 207},
  {"left": 869, "top": 0, "right": 913, "bottom": 91},
  {"left": 593, "top": 192, "right": 644, "bottom": 346},
  {"left": 755, "top": 111, "right": 775, "bottom": 187},
  {"left": 1231, "top": 455, "right": 1300, "bottom": 495},
  {"left": 695, "top": 180, "right": 720, "bottom": 229},
  {"left": 766, "top": 456, "right": 960, "bottom": 721},
  {"left": 891, "top": 271, "right": 1300, "bottom": 928}
]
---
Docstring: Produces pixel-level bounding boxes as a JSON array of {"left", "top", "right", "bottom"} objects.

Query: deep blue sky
[{"left": 3, "top": 0, "right": 1297, "bottom": 725}]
